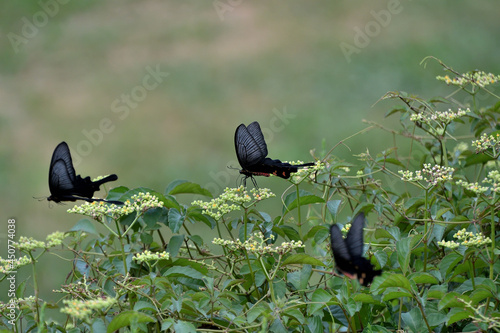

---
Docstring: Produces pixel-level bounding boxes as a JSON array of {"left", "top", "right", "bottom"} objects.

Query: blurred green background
[{"left": 1, "top": 0, "right": 499, "bottom": 303}]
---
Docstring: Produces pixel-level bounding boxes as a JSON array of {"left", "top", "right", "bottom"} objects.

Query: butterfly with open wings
[
  {"left": 47, "top": 142, "right": 123, "bottom": 204},
  {"left": 234, "top": 121, "right": 314, "bottom": 187},
  {"left": 329, "top": 213, "right": 382, "bottom": 286}
]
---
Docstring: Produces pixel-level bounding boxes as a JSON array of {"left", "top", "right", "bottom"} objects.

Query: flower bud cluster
[
  {"left": 472, "top": 133, "right": 500, "bottom": 155},
  {"left": 133, "top": 250, "right": 169, "bottom": 263},
  {"left": 16, "top": 234, "right": 62, "bottom": 250},
  {"left": 457, "top": 170, "right": 500, "bottom": 195},
  {"left": 436, "top": 71, "right": 500, "bottom": 87},
  {"left": 67, "top": 192, "right": 163, "bottom": 219},
  {"left": 213, "top": 232, "right": 304, "bottom": 256},
  {"left": 60, "top": 297, "right": 116, "bottom": 320},
  {"left": 455, "top": 180, "right": 488, "bottom": 195},
  {"left": 192, "top": 186, "right": 275, "bottom": 220},
  {"left": 285, "top": 160, "right": 325, "bottom": 183},
  {"left": 399, "top": 164, "right": 454, "bottom": 186},
  {"left": 410, "top": 108, "right": 470, "bottom": 126},
  {"left": 438, "top": 228, "right": 491, "bottom": 249},
  {"left": 0, "top": 255, "right": 32, "bottom": 274}
]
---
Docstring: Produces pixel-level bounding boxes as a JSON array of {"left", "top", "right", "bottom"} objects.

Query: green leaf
[
  {"left": 247, "top": 303, "right": 269, "bottom": 324},
  {"left": 363, "top": 324, "right": 392, "bottom": 333},
  {"left": 408, "top": 272, "right": 439, "bottom": 285},
  {"left": 373, "top": 250, "right": 388, "bottom": 269},
  {"left": 396, "top": 237, "right": 411, "bottom": 275},
  {"left": 283, "top": 190, "right": 324, "bottom": 213},
  {"left": 382, "top": 287, "right": 413, "bottom": 301},
  {"left": 371, "top": 274, "right": 411, "bottom": 293},
  {"left": 470, "top": 289, "right": 493, "bottom": 305},
  {"left": 270, "top": 318, "right": 287, "bottom": 333},
  {"left": 345, "top": 298, "right": 361, "bottom": 316},
  {"left": 172, "top": 321, "right": 197, "bottom": 333},
  {"left": 427, "top": 284, "right": 447, "bottom": 299},
  {"left": 287, "top": 265, "right": 312, "bottom": 291},
  {"left": 70, "top": 219, "right": 97, "bottom": 234},
  {"left": 381, "top": 158, "right": 405, "bottom": 168},
  {"left": 282, "top": 254, "right": 325, "bottom": 267},
  {"left": 107, "top": 185, "right": 128, "bottom": 201},
  {"left": 374, "top": 228, "right": 395, "bottom": 241},
  {"left": 142, "top": 207, "right": 168, "bottom": 229},
  {"left": 171, "top": 258, "right": 209, "bottom": 275},
  {"left": 447, "top": 307, "right": 473, "bottom": 325},
  {"left": 438, "top": 292, "right": 469, "bottom": 310},
  {"left": 426, "top": 312, "right": 447, "bottom": 327},
  {"left": 167, "top": 235, "right": 185, "bottom": 258},
  {"left": 91, "top": 318, "right": 107, "bottom": 333},
  {"left": 326, "top": 200, "right": 341, "bottom": 219},
  {"left": 308, "top": 289, "right": 334, "bottom": 316},
  {"left": 107, "top": 310, "right": 155, "bottom": 333},
  {"left": 133, "top": 300, "right": 157, "bottom": 312},
  {"left": 165, "top": 180, "right": 212, "bottom": 197},
  {"left": 306, "top": 315, "right": 323, "bottom": 333},
  {"left": 284, "top": 308, "right": 305, "bottom": 325},
  {"left": 439, "top": 253, "right": 463, "bottom": 279},
  {"left": 304, "top": 225, "right": 328, "bottom": 243},
  {"left": 465, "top": 153, "right": 493, "bottom": 167},
  {"left": 168, "top": 208, "right": 184, "bottom": 233},
  {"left": 278, "top": 225, "right": 301, "bottom": 241},
  {"left": 164, "top": 266, "right": 205, "bottom": 280},
  {"left": 352, "top": 293, "right": 378, "bottom": 304},
  {"left": 401, "top": 308, "right": 423, "bottom": 333}
]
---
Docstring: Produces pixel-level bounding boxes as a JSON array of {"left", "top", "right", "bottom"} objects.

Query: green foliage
[{"left": 1, "top": 59, "right": 500, "bottom": 332}]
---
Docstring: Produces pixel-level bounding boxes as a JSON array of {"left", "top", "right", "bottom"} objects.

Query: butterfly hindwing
[{"left": 49, "top": 159, "right": 76, "bottom": 194}]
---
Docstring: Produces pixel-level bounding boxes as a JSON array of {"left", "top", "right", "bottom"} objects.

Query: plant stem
[
  {"left": 29, "top": 251, "right": 40, "bottom": 322},
  {"left": 295, "top": 184, "right": 302, "bottom": 237},
  {"left": 243, "top": 208, "right": 249, "bottom": 241},
  {"left": 490, "top": 204, "right": 495, "bottom": 280},
  {"left": 114, "top": 219, "right": 129, "bottom": 273},
  {"left": 423, "top": 188, "right": 429, "bottom": 272}
]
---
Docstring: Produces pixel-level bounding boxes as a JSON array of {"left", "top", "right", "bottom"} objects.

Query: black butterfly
[
  {"left": 329, "top": 213, "right": 381, "bottom": 286},
  {"left": 234, "top": 121, "right": 314, "bottom": 186},
  {"left": 47, "top": 142, "right": 123, "bottom": 204}
]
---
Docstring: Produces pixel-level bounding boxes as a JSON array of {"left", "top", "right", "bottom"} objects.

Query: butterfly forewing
[
  {"left": 246, "top": 121, "right": 268, "bottom": 157},
  {"left": 345, "top": 213, "right": 366, "bottom": 258},
  {"left": 50, "top": 142, "right": 76, "bottom": 181},
  {"left": 235, "top": 123, "right": 268, "bottom": 169},
  {"left": 329, "top": 224, "right": 352, "bottom": 268}
]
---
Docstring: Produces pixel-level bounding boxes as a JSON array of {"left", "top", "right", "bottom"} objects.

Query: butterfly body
[
  {"left": 329, "top": 213, "right": 381, "bottom": 286},
  {"left": 234, "top": 121, "right": 314, "bottom": 186},
  {"left": 47, "top": 142, "right": 123, "bottom": 204}
]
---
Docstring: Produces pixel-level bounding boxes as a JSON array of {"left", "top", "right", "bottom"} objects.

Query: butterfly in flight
[
  {"left": 47, "top": 142, "right": 123, "bottom": 204},
  {"left": 329, "top": 213, "right": 382, "bottom": 286},
  {"left": 234, "top": 121, "right": 314, "bottom": 186}
]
